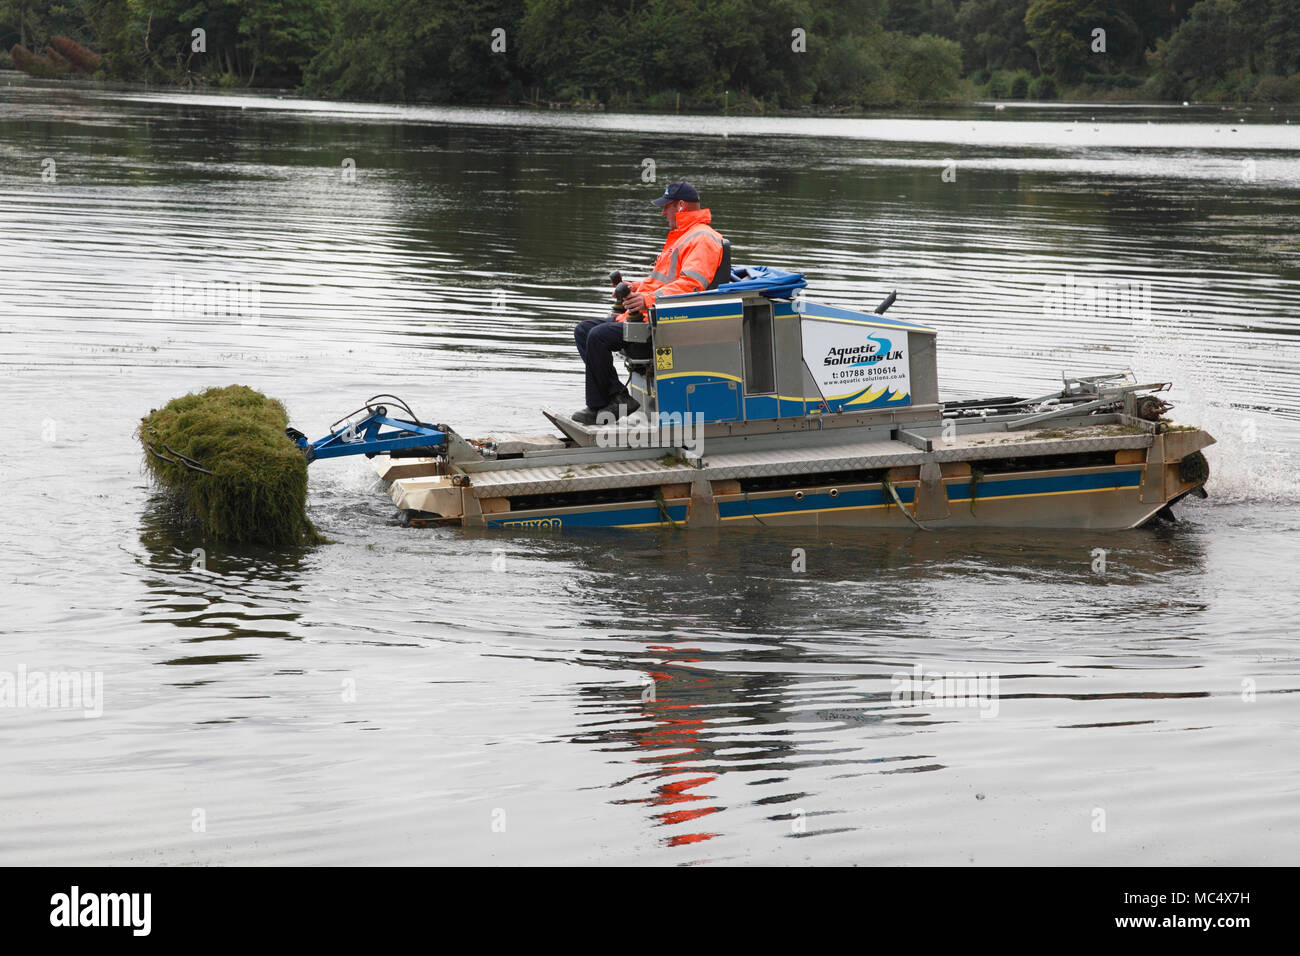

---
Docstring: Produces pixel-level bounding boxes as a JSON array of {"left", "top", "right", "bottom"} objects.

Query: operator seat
[{"left": 624, "top": 238, "right": 733, "bottom": 370}]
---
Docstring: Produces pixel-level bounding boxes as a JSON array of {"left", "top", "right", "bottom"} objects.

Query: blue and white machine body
[{"left": 621, "top": 266, "right": 939, "bottom": 428}]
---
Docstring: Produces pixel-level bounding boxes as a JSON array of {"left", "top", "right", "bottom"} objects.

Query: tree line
[{"left": 4, "top": 0, "right": 1299, "bottom": 106}]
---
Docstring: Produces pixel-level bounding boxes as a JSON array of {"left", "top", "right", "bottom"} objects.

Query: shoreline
[{"left": 6, "top": 69, "right": 1299, "bottom": 118}]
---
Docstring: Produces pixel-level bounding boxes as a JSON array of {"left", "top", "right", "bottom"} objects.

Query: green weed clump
[{"left": 138, "top": 385, "right": 323, "bottom": 547}]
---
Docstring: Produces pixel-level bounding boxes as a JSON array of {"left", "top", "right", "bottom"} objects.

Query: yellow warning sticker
[{"left": 655, "top": 347, "right": 674, "bottom": 371}]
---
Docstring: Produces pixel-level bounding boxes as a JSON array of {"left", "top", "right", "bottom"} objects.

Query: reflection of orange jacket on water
[{"left": 621, "top": 208, "right": 725, "bottom": 320}]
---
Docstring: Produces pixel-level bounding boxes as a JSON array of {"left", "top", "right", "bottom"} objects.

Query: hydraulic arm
[{"left": 287, "top": 395, "right": 447, "bottom": 463}]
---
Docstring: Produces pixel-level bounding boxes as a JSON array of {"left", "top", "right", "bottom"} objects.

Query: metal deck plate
[
  {"left": 480, "top": 432, "right": 570, "bottom": 455},
  {"left": 541, "top": 408, "right": 599, "bottom": 446},
  {"left": 697, "top": 438, "right": 922, "bottom": 480},
  {"left": 465, "top": 456, "right": 698, "bottom": 498},
  {"left": 457, "top": 425, "right": 1158, "bottom": 499},
  {"left": 931, "top": 427, "right": 1154, "bottom": 461}
]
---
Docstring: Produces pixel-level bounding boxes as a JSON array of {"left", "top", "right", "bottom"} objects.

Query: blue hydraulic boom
[{"left": 287, "top": 395, "right": 446, "bottom": 464}]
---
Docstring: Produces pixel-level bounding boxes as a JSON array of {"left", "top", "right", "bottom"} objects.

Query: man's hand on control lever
[{"left": 620, "top": 291, "right": 647, "bottom": 313}]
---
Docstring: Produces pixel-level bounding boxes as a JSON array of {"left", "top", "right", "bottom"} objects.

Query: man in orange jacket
[{"left": 572, "top": 180, "right": 726, "bottom": 425}]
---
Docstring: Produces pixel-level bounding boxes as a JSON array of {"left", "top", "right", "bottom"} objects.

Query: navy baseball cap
[{"left": 651, "top": 181, "right": 700, "bottom": 205}]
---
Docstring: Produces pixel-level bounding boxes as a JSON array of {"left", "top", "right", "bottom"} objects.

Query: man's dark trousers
[{"left": 574, "top": 315, "right": 628, "bottom": 410}]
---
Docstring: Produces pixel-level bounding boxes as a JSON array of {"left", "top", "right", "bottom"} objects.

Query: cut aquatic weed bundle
[{"left": 138, "top": 385, "right": 323, "bottom": 547}]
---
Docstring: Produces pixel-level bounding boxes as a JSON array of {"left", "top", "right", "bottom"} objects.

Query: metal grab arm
[{"left": 291, "top": 409, "right": 446, "bottom": 463}]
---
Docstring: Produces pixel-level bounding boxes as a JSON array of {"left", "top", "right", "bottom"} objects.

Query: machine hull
[
  {"left": 304, "top": 275, "right": 1216, "bottom": 533},
  {"left": 375, "top": 418, "right": 1214, "bottom": 532}
]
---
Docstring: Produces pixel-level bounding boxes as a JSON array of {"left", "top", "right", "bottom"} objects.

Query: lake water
[{"left": 2, "top": 75, "right": 1298, "bottom": 865}]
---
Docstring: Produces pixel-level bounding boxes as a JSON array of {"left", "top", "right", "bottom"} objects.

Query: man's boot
[{"left": 602, "top": 390, "right": 641, "bottom": 420}]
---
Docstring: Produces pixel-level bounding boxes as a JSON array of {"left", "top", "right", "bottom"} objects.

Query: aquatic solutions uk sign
[{"left": 800, "top": 317, "right": 911, "bottom": 408}]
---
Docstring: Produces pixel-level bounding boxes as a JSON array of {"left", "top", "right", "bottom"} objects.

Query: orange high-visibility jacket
[{"left": 628, "top": 208, "right": 725, "bottom": 314}]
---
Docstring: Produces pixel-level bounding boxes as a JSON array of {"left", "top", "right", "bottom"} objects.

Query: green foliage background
[{"left": 3, "top": 0, "right": 1299, "bottom": 106}]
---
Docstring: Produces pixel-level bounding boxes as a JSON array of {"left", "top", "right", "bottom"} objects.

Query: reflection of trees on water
[
  {"left": 552, "top": 522, "right": 1210, "bottom": 846},
  {"left": 556, "top": 529, "right": 882, "bottom": 847}
]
